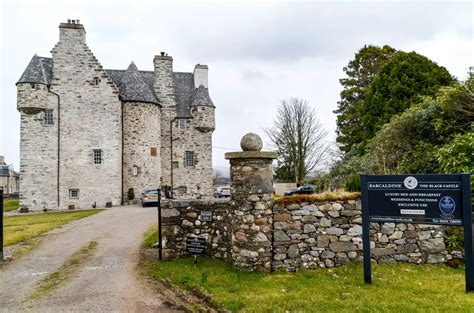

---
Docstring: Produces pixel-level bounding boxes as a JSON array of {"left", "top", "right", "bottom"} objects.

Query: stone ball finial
[{"left": 240, "top": 133, "right": 263, "bottom": 151}]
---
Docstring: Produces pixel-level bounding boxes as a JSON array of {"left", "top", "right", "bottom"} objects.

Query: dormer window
[
  {"left": 93, "top": 77, "right": 100, "bottom": 86},
  {"left": 30, "top": 83, "right": 36, "bottom": 90}
]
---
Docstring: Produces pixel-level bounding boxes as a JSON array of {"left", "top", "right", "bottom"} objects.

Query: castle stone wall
[
  {"left": 17, "top": 83, "right": 58, "bottom": 211},
  {"left": 154, "top": 56, "right": 214, "bottom": 199},
  {"left": 123, "top": 101, "right": 162, "bottom": 200},
  {"left": 17, "top": 21, "right": 215, "bottom": 210},
  {"left": 171, "top": 118, "right": 214, "bottom": 199},
  {"left": 154, "top": 56, "right": 176, "bottom": 193},
  {"left": 50, "top": 23, "right": 122, "bottom": 209},
  {"left": 191, "top": 106, "right": 215, "bottom": 133}
]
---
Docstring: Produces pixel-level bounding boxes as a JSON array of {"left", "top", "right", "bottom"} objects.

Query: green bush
[{"left": 345, "top": 176, "right": 361, "bottom": 192}]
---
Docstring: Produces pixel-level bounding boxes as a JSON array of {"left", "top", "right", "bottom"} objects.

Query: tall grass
[{"left": 275, "top": 191, "right": 360, "bottom": 205}]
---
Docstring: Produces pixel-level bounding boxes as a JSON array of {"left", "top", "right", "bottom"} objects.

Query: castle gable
[{"left": 17, "top": 55, "right": 52, "bottom": 86}]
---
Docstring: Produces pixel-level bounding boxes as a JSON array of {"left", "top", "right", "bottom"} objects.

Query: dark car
[{"left": 284, "top": 185, "right": 316, "bottom": 196}]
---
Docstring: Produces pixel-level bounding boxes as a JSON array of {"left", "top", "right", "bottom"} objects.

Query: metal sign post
[
  {"left": 157, "top": 188, "right": 163, "bottom": 260},
  {"left": 361, "top": 174, "right": 473, "bottom": 292},
  {"left": 361, "top": 175, "right": 371, "bottom": 284},
  {"left": 0, "top": 190, "right": 3, "bottom": 261},
  {"left": 461, "top": 175, "right": 473, "bottom": 292}
]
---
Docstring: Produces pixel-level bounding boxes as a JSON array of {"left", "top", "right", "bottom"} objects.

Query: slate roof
[
  {"left": 108, "top": 62, "right": 159, "bottom": 104},
  {"left": 17, "top": 55, "right": 53, "bottom": 85},
  {"left": 174, "top": 72, "right": 195, "bottom": 117},
  {"left": 0, "top": 165, "right": 11, "bottom": 177},
  {"left": 17, "top": 55, "right": 214, "bottom": 115},
  {"left": 191, "top": 85, "right": 214, "bottom": 107}
]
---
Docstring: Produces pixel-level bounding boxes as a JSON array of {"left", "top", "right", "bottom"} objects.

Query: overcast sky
[{"left": 1, "top": 0, "right": 472, "bottom": 172}]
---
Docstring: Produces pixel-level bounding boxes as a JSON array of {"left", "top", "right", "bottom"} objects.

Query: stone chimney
[
  {"left": 193, "top": 64, "right": 208, "bottom": 88},
  {"left": 59, "top": 19, "right": 86, "bottom": 43},
  {"left": 0, "top": 155, "right": 4, "bottom": 164},
  {"left": 153, "top": 53, "right": 176, "bottom": 107}
]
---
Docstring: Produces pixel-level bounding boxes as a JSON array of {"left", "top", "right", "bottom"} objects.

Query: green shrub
[{"left": 345, "top": 176, "right": 361, "bottom": 192}]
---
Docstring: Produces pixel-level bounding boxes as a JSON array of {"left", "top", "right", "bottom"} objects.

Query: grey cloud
[{"left": 157, "top": 2, "right": 472, "bottom": 62}]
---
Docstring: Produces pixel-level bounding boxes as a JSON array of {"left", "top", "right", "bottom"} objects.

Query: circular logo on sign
[
  {"left": 404, "top": 176, "right": 418, "bottom": 189},
  {"left": 439, "top": 196, "right": 456, "bottom": 217}
]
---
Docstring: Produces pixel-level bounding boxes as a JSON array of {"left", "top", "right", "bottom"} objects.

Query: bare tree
[{"left": 265, "top": 98, "right": 328, "bottom": 184}]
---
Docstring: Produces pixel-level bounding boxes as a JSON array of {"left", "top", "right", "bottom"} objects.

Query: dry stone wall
[
  {"left": 162, "top": 199, "right": 232, "bottom": 260},
  {"left": 161, "top": 133, "right": 461, "bottom": 272},
  {"left": 162, "top": 198, "right": 461, "bottom": 272},
  {"left": 272, "top": 200, "right": 460, "bottom": 271}
]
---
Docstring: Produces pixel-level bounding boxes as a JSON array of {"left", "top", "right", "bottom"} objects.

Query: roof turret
[
  {"left": 16, "top": 55, "right": 52, "bottom": 85},
  {"left": 116, "top": 62, "right": 159, "bottom": 105},
  {"left": 190, "top": 85, "right": 214, "bottom": 107}
]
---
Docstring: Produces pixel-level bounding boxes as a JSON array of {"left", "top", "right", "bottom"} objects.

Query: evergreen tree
[
  {"left": 360, "top": 51, "right": 455, "bottom": 146},
  {"left": 334, "top": 45, "right": 396, "bottom": 154}
]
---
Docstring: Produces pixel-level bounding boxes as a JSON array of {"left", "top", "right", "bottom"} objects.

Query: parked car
[
  {"left": 141, "top": 189, "right": 163, "bottom": 207},
  {"left": 214, "top": 186, "right": 231, "bottom": 198},
  {"left": 284, "top": 185, "right": 316, "bottom": 196}
]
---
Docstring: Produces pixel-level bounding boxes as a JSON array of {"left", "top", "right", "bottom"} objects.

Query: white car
[{"left": 214, "top": 186, "right": 231, "bottom": 198}]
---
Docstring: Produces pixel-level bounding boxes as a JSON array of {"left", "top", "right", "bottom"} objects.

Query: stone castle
[{"left": 16, "top": 20, "right": 215, "bottom": 211}]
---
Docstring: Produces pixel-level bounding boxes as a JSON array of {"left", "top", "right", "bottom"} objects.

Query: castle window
[
  {"left": 69, "top": 189, "right": 79, "bottom": 199},
  {"left": 93, "top": 77, "right": 100, "bottom": 86},
  {"left": 172, "top": 161, "right": 179, "bottom": 169},
  {"left": 178, "top": 186, "right": 187, "bottom": 194},
  {"left": 30, "top": 83, "right": 36, "bottom": 90},
  {"left": 43, "top": 110, "right": 54, "bottom": 125},
  {"left": 133, "top": 165, "right": 138, "bottom": 176},
  {"left": 179, "top": 119, "right": 187, "bottom": 129},
  {"left": 93, "top": 149, "right": 103, "bottom": 165},
  {"left": 150, "top": 147, "right": 157, "bottom": 156},
  {"left": 185, "top": 151, "right": 194, "bottom": 167}
]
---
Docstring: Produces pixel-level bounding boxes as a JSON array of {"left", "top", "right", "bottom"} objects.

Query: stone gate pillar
[{"left": 225, "top": 133, "right": 277, "bottom": 271}]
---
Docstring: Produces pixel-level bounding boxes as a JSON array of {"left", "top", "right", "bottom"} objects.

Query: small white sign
[{"left": 400, "top": 209, "right": 425, "bottom": 215}]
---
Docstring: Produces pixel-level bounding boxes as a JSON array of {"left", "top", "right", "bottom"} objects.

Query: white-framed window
[
  {"left": 179, "top": 119, "right": 187, "bottom": 129},
  {"left": 185, "top": 151, "right": 194, "bottom": 167},
  {"left": 93, "top": 149, "right": 103, "bottom": 165},
  {"left": 69, "top": 189, "right": 79, "bottom": 199},
  {"left": 30, "top": 83, "right": 36, "bottom": 90},
  {"left": 178, "top": 186, "right": 187, "bottom": 194},
  {"left": 43, "top": 110, "right": 54, "bottom": 125},
  {"left": 133, "top": 165, "right": 138, "bottom": 176}
]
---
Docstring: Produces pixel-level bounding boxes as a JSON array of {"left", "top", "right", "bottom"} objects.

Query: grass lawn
[
  {"left": 143, "top": 225, "right": 158, "bottom": 248},
  {"left": 4, "top": 209, "right": 103, "bottom": 246},
  {"left": 142, "top": 257, "right": 474, "bottom": 312},
  {"left": 3, "top": 198, "right": 19, "bottom": 212}
]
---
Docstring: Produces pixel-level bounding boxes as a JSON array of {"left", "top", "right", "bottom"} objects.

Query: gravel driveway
[{"left": 0, "top": 205, "right": 176, "bottom": 312}]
